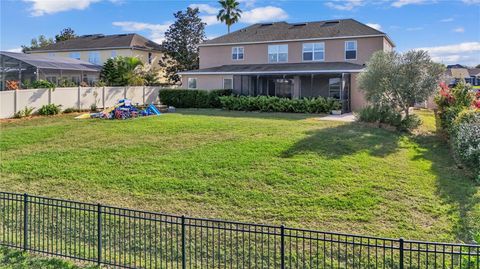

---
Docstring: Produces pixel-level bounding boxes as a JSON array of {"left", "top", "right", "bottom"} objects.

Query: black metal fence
[{"left": 1, "top": 191, "right": 478, "bottom": 268}]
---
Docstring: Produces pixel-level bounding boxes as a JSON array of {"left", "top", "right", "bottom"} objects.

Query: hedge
[
  {"left": 218, "top": 95, "right": 341, "bottom": 113},
  {"left": 159, "top": 89, "right": 232, "bottom": 108}
]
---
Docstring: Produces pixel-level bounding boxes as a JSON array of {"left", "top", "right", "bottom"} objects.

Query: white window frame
[
  {"left": 188, "top": 78, "right": 197, "bottom": 89},
  {"left": 268, "top": 44, "right": 288, "bottom": 63},
  {"left": 69, "top": 52, "right": 81, "bottom": 60},
  {"left": 345, "top": 40, "right": 357, "bottom": 61},
  {"left": 232, "top": 47, "right": 244, "bottom": 61},
  {"left": 302, "top": 42, "right": 325, "bottom": 62},
  {"left": 88, "top": 51, "right": 101, "bottom": 64},
  {"left": 223, "top": 78, "right": 233, "bottom": 89}
]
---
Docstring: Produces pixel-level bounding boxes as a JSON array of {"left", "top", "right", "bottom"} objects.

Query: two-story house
[
  {"left": 28, "top": 33, "right": 165, "bottom": 84},
  {"left": 179, "top": 19, "right": 395, "bottom": 112}
]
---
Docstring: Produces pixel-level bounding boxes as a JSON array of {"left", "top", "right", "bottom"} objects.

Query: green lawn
[
  {"left": 0, "top": 247, "right": 97, "bottom": 269},
  {"left": 0, "top": 109, "right": 479, "bottom": 243}
]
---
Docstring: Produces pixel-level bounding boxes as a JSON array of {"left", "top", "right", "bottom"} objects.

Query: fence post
[
  {"left": 142, "top": 86, "right": 146, "bottom": 105},
  {"left": 124, "top": 87, "right": 127, "bottom": 99},
  {"left": 102, "top": 87, "right": 105, "bottom": 109},
  {"left": 181, "top": 215, "right": 186, "bottom": 269},
  {"left": 97, "top": 203, "right": 102, "bottom": 266},
  {"left": 77, "top": 86, "right": 81, "bottom": 110},
  {"left": 23, "top": 193, "right": 28, "bottom": 251},
  {"left": 399, "top": 238, "right": 404, "bottom": 269},
  {"left": 48, "top": 89, "right": 52, "bottom": 105},
  {"left": 14, "top": 89, "right": 18, "bottom": 114},
  {"left": 280, "top": 225, "right": 285, "bottom": 269}
]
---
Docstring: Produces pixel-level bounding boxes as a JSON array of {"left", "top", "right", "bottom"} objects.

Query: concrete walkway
[{"left": 318, "top": 113, "right": 355, "bottom": 122}]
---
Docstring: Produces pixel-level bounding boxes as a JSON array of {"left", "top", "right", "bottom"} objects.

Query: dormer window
[
  {"left": 345, "top": 40, "right": 357, "bottom": 60},
  {"left": 232, "top": 47, "right": 244, "bottom": 61},
  {"left": 303, "top": 43, "right": 324, "bottom": 61},
  {"left": 268, "top": 44, "right": 288, "bottom": 63}
]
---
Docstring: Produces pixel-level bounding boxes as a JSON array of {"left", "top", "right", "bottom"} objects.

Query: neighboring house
[
  {"left": 446, "top": 67, "right": 480, "bottom": 86},
  {"left": 179, "top": 19, "right": 395, "bottom": 112},
  {"left": 28, "top": 33, "right": 164, "bottom": 84},
  {"left": 0, "top": 51, "right": 101, "bottom": 90}
]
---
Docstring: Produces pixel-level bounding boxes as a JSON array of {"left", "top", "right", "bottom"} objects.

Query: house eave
[
  {"left": 29, "top": 46, "right": 162, "bottom": 53},
  {"left": 178, "top": 69, "right": 365, "bottom": 75},
  {"left": 200, "top": 34, "right": 395, "bottom": 48}
]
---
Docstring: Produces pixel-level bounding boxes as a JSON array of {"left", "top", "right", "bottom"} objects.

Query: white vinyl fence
[{"left": 0, "top": 86, "right": 163, "bottom": 119}]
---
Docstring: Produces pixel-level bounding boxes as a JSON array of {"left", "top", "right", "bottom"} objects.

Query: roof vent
[
  {"left": 260, "top": 23, "right": 273, "bottom": 27},
  {"left": 292, "top": 23, "right": 307, "bottom": 27},
  {"left": 323, "top": 20, "right": 340, "bottom": 26},
  {"left": 117, "top": 34, "right": 128, "bottom": 37}
]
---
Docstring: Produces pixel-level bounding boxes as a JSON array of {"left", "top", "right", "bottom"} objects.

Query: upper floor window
[
  {"left": 303, "top": 43, "right": 324, "bottom": 61},
  {"left": 232, "top": 47, "right": 244, "bottom": 61},
  {"left": 268, "top": 44, "right": 288, "bottom": 63},
  {"left": 188, "top": 78, "right": 197, "bottom": 89},
  {"left": 69, "top": 52, "right": 81, "bottom": 60},
  {"left": 111, "top": 50, "right": 117, "bottom": 58},
  {"left": 345, "top": 41, "right": 357, "bottom": 60},
  {"left": 88, "top": 51, "right": 101, "bottom": 64}
]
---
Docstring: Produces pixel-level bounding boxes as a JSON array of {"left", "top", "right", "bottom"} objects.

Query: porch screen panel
[{"left": 232, "top": 75, "right": 242, "bottom": 95}]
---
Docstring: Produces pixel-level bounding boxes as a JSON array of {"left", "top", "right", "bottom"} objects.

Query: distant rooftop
[
  {"left": 29, "top": 33, "right": 163, "bottom": 52},
  {"left": 202, "top": 19, "right": 394, "bottom": 46},
  {"left": 0, "top": 51, "right": 101, "bottom": 72}
]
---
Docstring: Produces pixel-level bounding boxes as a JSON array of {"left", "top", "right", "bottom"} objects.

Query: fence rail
[{"left": 1, "top": 191, "right": 478, "bottom": 268}]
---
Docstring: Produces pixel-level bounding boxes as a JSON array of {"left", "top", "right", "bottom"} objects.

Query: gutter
[
  {"left": 28, "top": 46, "right": 162, "bottom": 53},
  {"left": 200, "top": 34, "right": 395, "bottom": 47},
  {"left": 178, "top": 69, "right": 365, "bottom": 75}
]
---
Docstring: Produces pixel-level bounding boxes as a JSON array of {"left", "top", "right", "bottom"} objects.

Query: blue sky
[{"left": 1, "top": 0, "right": 479, "bottom": 66}]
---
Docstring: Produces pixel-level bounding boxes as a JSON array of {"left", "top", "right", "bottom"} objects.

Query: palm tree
[{"left": 217, "top": 0, "right": 242, "bottom": 34}]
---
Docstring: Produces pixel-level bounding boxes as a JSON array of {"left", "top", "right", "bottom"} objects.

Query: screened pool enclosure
[{"left": 0, "top": 51, "right": 101, "bottom": 90}]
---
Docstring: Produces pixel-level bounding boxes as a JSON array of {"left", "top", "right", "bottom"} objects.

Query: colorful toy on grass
[{"left": 75, "top": 99, "right": 161, "bottom": 119}]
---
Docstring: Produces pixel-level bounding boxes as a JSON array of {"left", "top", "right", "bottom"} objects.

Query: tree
[
  {"left": 100, "top": 57, "right": 144, "bottom": 86},
  {"left": 55, "top": 27, "right": 77, "bottom": 42},
  {"left": 358, "top": 50, "right": 445, "bottom": 117},
  {"left": 160, "top": 7, "right": 206, "bottom": 84},
  {"left": 21, "top": 35, "right": 54, "bottom": 53},
  {"left": 217, "top": 0, "right": 242, "bottom": 34}
]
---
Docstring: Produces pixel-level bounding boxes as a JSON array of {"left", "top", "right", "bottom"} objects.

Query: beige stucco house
[
  {"left": 179, "top": 19, "right": 395, "bottom": 112},
  {"left": 28, "top": 33, "right": 164, "bottom": 85}
]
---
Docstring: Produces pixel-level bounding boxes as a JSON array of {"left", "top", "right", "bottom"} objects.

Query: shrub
[
  {"left": 159, "top": 89, "right": 232, "bottom": 108},
  {"left": 38, "top": 104, "right": 61, "bottom": 116},
  {"left": 31, "top": 80, "right": 56, "bottom": 89},
  {"left": 434, "top": 82, "right": 475, "bottom": 132},
  {"left": 450, "top": 110, "right": 480, "bottom": 180},
  {"left": 63, "top": 107, "right": 80, "bottom": 113},
  {"left": 218, "top": 95, "right": 340, "bottom": 114},
  {"left": 58, "top": 79, "right": 77, "bottom": 87},
  {"left": 398, "top": 114, "right": 422, "bottom": 131},
  {"left": 13, "top": 106, "right": 35, "bottom": 118}
]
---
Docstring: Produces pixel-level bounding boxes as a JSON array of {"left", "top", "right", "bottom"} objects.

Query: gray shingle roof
[
  {"left": 30, "top": 33, "right": 162, "bottom": 52},
  {"left": 179, "top": 62, "right": 364, "bottom": 75},
  {"left": 0, "top": 51, "right": 101, "bottom": 72},
  {"left": 202, "top": 19, "right": 391, "bottom": 46}
]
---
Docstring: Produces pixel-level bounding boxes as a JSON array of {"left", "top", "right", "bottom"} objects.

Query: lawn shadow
[
  {"left": 411, "top": 134, "right": 479, "bottom": 242},
  {"left": 282, "top": 123, "right": 401, "bottom": 159},
  {"left": 175, "top": 108, "right": 320, "bottom": 121}
]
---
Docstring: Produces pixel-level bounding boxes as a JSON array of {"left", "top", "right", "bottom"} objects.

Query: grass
[
  {"left": 0, "top": 109, "right": 479, "bottom": 243},
  {"left": 0, "top": 247, "right": 97, "bottom": 269}
]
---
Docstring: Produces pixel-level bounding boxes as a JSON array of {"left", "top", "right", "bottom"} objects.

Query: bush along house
[{"left": 178, "top": 19, "right": 395, "bottom": 112}]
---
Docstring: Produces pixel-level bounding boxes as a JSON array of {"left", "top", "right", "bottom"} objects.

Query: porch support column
[
  {"left": 256, "top": 75, "right": 260, "bottom": 96},
  {"left": 293, "top": 76, "right": 301, "bottom": 99},
  {"left": 311, "top": 74, "right": 314, "bottom": 95}
]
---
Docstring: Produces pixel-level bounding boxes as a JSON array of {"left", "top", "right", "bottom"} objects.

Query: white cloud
[
  {"left": 201, "top": 15, "right": 220, "bottom": 25},
  {"left": 112, "top": 21, "right": 171, "bottom": 43},
  {"left": 366, "top": 23, "right": 382, "bottom": 30},
  {"left": 406, "top": 26, "right": 423, "bottom": 31},
  {"left": 462, "top": 0, "right": 480, "bottom": 4},
  {"left": 7, "top": 47, "right": 23, "bottom": 53},
  {"left": 240, "top": 6, "right": 288, "bottom": 23},
  {"left": 391, "top": 0, "right": 428, "bottom": 8},
  {"left": 23, "top": 0, "right": 102, "bottom": 16},
  {"left": 453, "top": 27, "right": 465, "bottom": 33},
  {"left": 416, "top": 42, "right": 480, "bottom": 66},
  {"left": 238, "top": 0, "right": 257, "bottom": 8},
  {"left": 440, "top": 17, "right": 454, "bottom": 22},
  {"left": 325, "top": 0, "right": 364, "bottom": 10},
  {"left": 189, "top": 3, "right": 217, "bottom": 15}
]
